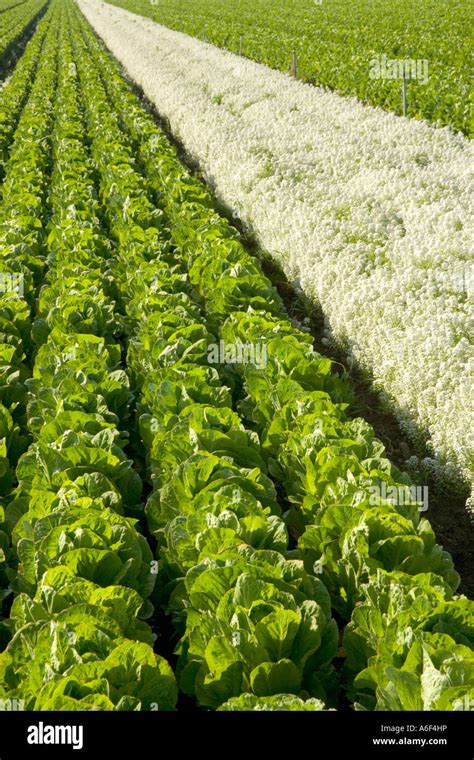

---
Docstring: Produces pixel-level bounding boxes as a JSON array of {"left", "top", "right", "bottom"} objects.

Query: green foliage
[{"left": 107, "top": 0, "right": 472, "bottom": 135}]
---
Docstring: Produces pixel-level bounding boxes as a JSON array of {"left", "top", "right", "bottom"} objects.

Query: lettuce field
[
  {"left": 0, "top": 0, "right": 472, "bottom": 718},
  {"left": 106, "top": 0, "right": 473, "bottom": 136},
  {"left": 0, "top": 0, "right": 47, "bottom": 69}
]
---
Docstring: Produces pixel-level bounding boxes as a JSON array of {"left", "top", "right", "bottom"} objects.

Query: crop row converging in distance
[
  {"left": 0, "top": 0, "right": 472, "bottom": 712},
  {"left": 0, "top": 0, "right": 48, "bottom": 64}
]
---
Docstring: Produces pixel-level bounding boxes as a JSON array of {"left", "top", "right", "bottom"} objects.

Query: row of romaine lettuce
[
  {"left": 0, "top": 3, "right": 177, "bottom": 710},
  {"left": 67, "top": 0, "right": 339, "bottom": 711},
  {"left": 0, "top": 0, "right": 47, "bottom": 69},
  {"left": 0, "top": 0, "right": 57, "bottom": 469},
  {"left": 0, "top": 2, "right": 58, "bottom": 649},
  {"left": 75, "top": 5, "right": 474, "bottom": 711},
  {"left": 0, "top": 1, "right": 52, "bottom": 183},
  {"left": 187, "top": 278, "right": 473, "bottom": 710}
]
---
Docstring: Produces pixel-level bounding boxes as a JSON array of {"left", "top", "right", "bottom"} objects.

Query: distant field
[
  {"left": 105, "top": 0, "right": 473, "bottom": 136},
  {"left": 0, "top": 0, "right": 46, "bottom": 65}
]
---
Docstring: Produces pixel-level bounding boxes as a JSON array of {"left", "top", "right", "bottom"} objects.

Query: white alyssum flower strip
[{"left": 78, "top": 0, "right": 474, "bottom": 499}]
